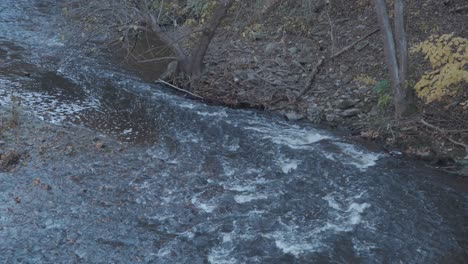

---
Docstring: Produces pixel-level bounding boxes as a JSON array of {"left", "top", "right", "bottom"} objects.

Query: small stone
[
  {"left": 340, "top": 65, "right": 350, "bottom": 73},
  {"left": 160, "top": 61, "right": 178, "bottom": 80},
  {"left": 65, "top": 145, "right": 73, "bottom": 156},
  {"left": 341, "top": 108, "right": 361, "bottom": 117},
  {"left": 265, "top": 42, "right": 280, "bottom": 54},
  {"left": 326, "top": 114, "right": 340, "bottom": 122},
  {"left": 297, "top": 57, "right": 314, "bottom": 65},
  {"left": 95, "top": 141, "right": 105, "bottom": 149},
  {"left": 284, "top": 111, "right": 304, "bottom": 121},
  {"left": 335, "top": 99, "right": 360, "bottom": 109},
  {"left": 0, "top": 151, "right": 20, "bottom": 172},
  {"left": 252, "top": 32, "right": 267, "bottom": 40},
  {"left": 288, "top": 47, "right": 299, "bottom": 54},
  {"left": 306, "top": 106, "right": 323, "bottom": 123},
  {"left": 356, "top": 87, "right": 369, "bottom": 94},
  {"left": 342, "top": 75, "right": 353, "bottom": 84}
]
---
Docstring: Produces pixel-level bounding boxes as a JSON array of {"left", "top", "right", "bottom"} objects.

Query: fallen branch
[
  {"left": 420, "top": 119, "right": 468, "bottom": 133},
  {"left": 331, "top": 28, "right": 380, "bottom": 59},
  {"left": 138, "top": 56, "right": 177, "bottom": 63},
  {"left": 446, "top": 137, "right": 468, "bottom": 160},
  {"left": 326, "top": 4, "right": 336, "bottom": 56},
  {"left": 420, "top": 119, "right": 468, "bottom": 159},
  {"left": 155, "top": 79, "right": 204, "bottom": 99}
]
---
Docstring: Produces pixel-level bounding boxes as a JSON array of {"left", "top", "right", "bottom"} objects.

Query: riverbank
[
  {"left": 1, "top": 1, "right": 468, "bottom": 262},
  {"left": 176, "top": 1, "right": 468, "bottom": 173}
]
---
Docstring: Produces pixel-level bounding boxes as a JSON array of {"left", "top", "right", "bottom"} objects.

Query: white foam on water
[
  {"left": 352, "top": 238, "right": 376, "bottom": 255},
  {"left": 208, "top": 233, "right": 238, "bottom": 264},
  {"left": 234, "top": 193, "right": 268, "bottom": 204},
  {"left": 191, "top": 196, "right": 216, "bottom": 213},
  {"left": 0, "top": 83, "right": 100, "bottom": 124},
  {"left": 279, "top": 159, "right": 301, "bottom": 174},
  {"left": 122, "top": 128, "right": 133, "bottom": 135},
  {"left": 178, "top": 101, "right": 196, "bottom": 109},
  {"left": 224, "top": 184, "right": 256, "bottom": 192},
  {"left": 244, "top": 124, "right": 330, "bottom": 149},
  {"left": 323, "top": 193, "right": 371, "bottom": 229},
  {"left": 325, "top": 142, "right": 382, "bottom": 171},
  {"left": 208, "top": 249, "right": 238, "bottom": 264},
  {"left": 265, "top": 193, "right": 371, "bottom": 257},
  {"left": 274, "top": 237, "right": 322, "bottom": 256},
  {"left": 196, "top": 110, "right": 228, "bottom": 118}
]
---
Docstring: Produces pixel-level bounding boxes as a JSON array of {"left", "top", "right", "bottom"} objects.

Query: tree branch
[{"left": 331, "top": 28, "right": 379, "bottom": 59}]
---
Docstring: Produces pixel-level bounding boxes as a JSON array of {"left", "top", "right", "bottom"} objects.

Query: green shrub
[{"left": 373, "top": 79, "right": 393, "bottom": 108}]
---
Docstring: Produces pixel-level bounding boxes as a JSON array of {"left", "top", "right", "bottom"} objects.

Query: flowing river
[{"left": 0, "top": 1, "right": 466, "bottom": 263}]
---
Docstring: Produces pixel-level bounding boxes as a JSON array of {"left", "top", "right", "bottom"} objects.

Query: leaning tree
[{"left": 374, "top": 0, "right": 414, "bottom": 118}]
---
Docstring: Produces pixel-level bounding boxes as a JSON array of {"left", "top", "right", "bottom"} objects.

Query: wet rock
[
  {"left": 252, "top": 32, "right": 267, "bottom": 40},
  {"left": 341, "top": 108, "right": 361, "bottom": 117},
  {"left": 0, "top": 150, "right": 20, "bottom": 172},
  {"left": 160, "top": 61, "right": 178, "bottom": 80},
  {"left": 326, "top": 114, "right": 341, "bottom": 122},
  {"left": 265, "top": 42, "right": 281, "bottom": 54},
  {"left": 288, "top": 47, "right": 299, "bottom": 54},
  {"left": 233, "top": 70, "right": 256, "bottom": 82},
  {"left": 95, "top": 141, "right": 105, "bottom": 149},
  {"left": 306, "top": 106, "right": 323, "bottom": 123},
  {"left": 284, "top": 111, "right": 304, "bottom": 121},
  {"left": 299, "top": 44, "right": 313, "bottom": 54},
  {"left": 65, "top": 145, "right": 73, "bottom": 155},
  {"left": 297, "top": 56, "right": 314, "bottom": 65},
  {"left": 342, "top": 75, "right": 353, "bottom": 84},
  {"left": 340, "top": 65, "right": 350, "bottom": 73},
  {"left": 356, "top": 86, "right": 370, "bottom": 95},
  {"left": 335, "top": 99, "right": 360, "bottom": 110}
]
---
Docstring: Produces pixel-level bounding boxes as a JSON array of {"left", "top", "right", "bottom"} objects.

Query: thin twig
[
  {"left": 420, "top": 119, "right": 468, "bottom": 133},
  {"left": 326, "top": 5, "right": 335, "bottom": 56},
  {"left": 138, "top": 57, "right": 177, "bottom": 63},
  {"left": 331, "top": 28, "right": 379, "bottom": 59},
  {"left": 155, "top": 79, "right": 204, "bottom": 99}
]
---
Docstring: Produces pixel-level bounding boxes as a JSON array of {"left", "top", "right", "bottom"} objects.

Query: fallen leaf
[
  {"left": 33, "top": 178, "right": 41, "bottom": 185},
  {"left": 95, "top": 141, "right": 105, "bottom": 149},
  {"left": 40, "top": 184, "right": 52, "bottom": 191}
]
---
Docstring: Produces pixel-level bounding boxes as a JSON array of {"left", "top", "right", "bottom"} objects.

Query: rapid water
[{"left": 0, "top": 1, "right": 466, "bottom": 263}]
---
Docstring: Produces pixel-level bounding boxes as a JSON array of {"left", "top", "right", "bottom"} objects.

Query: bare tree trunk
[
  {"left": 189, "top": 0, "right": 235, "bottom": 77},
  {"left": 142, "top": 0, "right": 234, "bottom": 78},
  {"left": 374, "top": 0, "right": 412, "bottom": 118},
  {"left": 394, "top": 0, "right": 407, "bottom": 85},
  {"left": 146, "top": 21, "right": 192, "bottom": 73}
]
